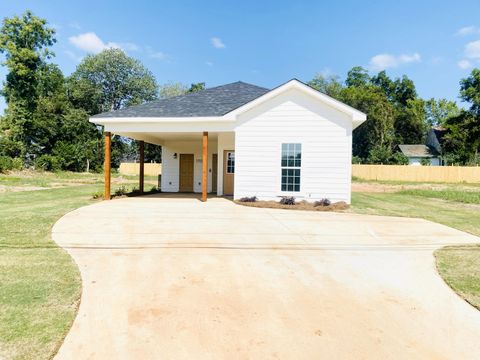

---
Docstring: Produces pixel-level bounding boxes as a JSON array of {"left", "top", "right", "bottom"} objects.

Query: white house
[
  {"left": 398, "top": 144, "right": 441, "bottom": 166},
  {"left": 91, "top": 79, "right": 367, "bottom": 203}
]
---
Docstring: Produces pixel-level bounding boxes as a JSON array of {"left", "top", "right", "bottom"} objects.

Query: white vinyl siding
[{"left": 234, "top": 88, "right": 353, "bottom": 203}]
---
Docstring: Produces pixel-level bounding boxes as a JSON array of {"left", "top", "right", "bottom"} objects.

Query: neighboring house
[
  {"left": 90, "top": 79, "right": 366, "bottom": 203},
  {"left": 426, "top": 126, "right": 447, "bottom": 156},
  {"left": 398, "top": 144, "right": 440, "bottom": 166}
]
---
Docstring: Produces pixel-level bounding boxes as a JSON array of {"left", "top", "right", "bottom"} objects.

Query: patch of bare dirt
[
  {"left": 235, "top": 200, "right": 349, "bottom": 211},
  {"left": 351, "top": 182, "right": 451, "bottom": 193},
  {"left": 0, "top": 185, "right": 47, "bottom": 193}
]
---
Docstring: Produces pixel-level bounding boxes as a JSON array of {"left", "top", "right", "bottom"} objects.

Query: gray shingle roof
[
  {"left": 398, "top": 144, "right": 439, "bottom": 158},
  {"left": 92, "top": 81, "right": 270, "bottom": 118}
]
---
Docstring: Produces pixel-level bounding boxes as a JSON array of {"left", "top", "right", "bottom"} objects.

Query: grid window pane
[
  {"left": 226, "top": 152, "right": 235, "bottom": 173},
  {"left": 281, "top": 143, "right": 301, "bottom": 192}
]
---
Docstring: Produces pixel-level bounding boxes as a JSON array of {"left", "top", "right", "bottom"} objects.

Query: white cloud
[
  {"left": 369, "top": 52, "right": 421, "bottom": 71},
  {"left": 211, "top": 37, "right": 226, "bottom": 49},
  {"left": 120, "top": 42, "right": 139, "bottom": 51},
  {"left": 464, "top": 39, "right": 480, "bottom": 59},
  {"left": 69, "top": 32, "right": 140, "bottom": 55},
  {"left": 456, "top": 26, "right": 480, "bottom": 36},
  {"left": 149, "top": 51, "right": 167, "bottom": 60},
  {"left": 458, "top": 39, "right": 480, "bottom": 69},
  {"left": 458, "top": 59, "right": 472, "bottom": 69},
  {"left": 69, "top": 32, "right": 120, "bottom": 53}
]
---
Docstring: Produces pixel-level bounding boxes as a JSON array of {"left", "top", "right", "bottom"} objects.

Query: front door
[
  {"left": 212, "top": 154, "right": 218, "bottom": 193},
  {"left": 223, "top": 150, "right": 235, "bottom": 196},
  {"left": 179, "top": 154, "right": 194, "bottom": 192}
]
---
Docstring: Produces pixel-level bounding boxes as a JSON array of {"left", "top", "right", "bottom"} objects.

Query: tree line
[{"left": 0, "top": 11, "right": 479, "bottom": 173}]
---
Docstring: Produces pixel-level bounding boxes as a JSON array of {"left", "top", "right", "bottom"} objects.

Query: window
[
  {"left": 226, "top": 151, "right": 235, "bottom": 174},
  {"left": 281, "top": 143, "right": 301, "bottom": 192}
]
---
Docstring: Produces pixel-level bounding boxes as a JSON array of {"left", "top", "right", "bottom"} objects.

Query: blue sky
[{"left": 2, "top": 0, "right": 480, "bottom": 112}]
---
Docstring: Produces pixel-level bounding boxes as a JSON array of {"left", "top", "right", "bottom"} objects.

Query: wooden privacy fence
[
  {"left": 352, "top": 164, "right": 480, "bottom": 183},
  {"left": 119, "top": 163, "right": 162, "bottom": 176}
]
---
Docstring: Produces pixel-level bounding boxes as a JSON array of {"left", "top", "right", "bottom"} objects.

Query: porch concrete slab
[{"left": 53, "top": 195, "right": 480, "bottom": 359}]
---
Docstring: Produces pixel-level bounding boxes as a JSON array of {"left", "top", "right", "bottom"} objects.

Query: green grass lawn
[
  {"left": 0, "top": 171, "right": 144, "bottom": 359},
  {"left": 0, "top": 185, "right": 101, "bottom": 359},
  {"left": 351, "top": 185, "right": 480, "bottom": 310}
]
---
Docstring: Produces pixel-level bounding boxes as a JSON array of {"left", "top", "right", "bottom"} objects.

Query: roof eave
[{"left": 89, "top": 116, "right": 233, "bottom": 125}]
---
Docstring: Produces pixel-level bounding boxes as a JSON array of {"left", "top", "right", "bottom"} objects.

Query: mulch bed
[{"left": 234, "top": 200, "right": 349, "bottom": 211}]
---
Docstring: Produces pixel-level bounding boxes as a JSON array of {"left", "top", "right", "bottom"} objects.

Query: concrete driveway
[{"left": 52, "top": 195, "right": 480, "bottom": 359}]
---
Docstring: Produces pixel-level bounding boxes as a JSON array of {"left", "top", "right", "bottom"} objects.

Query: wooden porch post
[
  {"left": 202, "top": 131, "right": 208, "bottom": 202},
  {"left": 139, "top": 140, "right": 145, "bottom": 194},
  {"left": 104, "top": 131, "right": 111, "bottom": 200}
]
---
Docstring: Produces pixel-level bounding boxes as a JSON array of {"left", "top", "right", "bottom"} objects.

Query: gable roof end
[{"left": 225, "top": 79, "right": 367, "bottom": 129}]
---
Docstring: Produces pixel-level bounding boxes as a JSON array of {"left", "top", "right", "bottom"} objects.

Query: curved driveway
[{"left": 53, "top": 195, "right": 480, "bottom": 359}]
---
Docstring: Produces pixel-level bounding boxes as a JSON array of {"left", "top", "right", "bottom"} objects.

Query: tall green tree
[
  {"left": 68, "top": 49, "right": 160, "bottom": 167},
  {"left": 341, "top": 85, "right": 395, "bottom": 159},
  {"left": 68, "top": 48, "right": 158, "bottom": 114},
  {"left": 442, "top": 69, "right": 480, "bottom": 164},
  {"left": 307, "top": 74, "right": 344, "bottom": 98},
  {"left": 159, "top": 82, "right": 188, "bottom": 98},
  {"left": 0, "top": 10, "right": 55, "bottom": 109},
  {"left": 424, "top": 98, "right": 460, "bottom": 126},
  {"left": 345, "top": 66, "right": 370, "bottom": 88},
  {"left": 0, "top": 11, "right": 56, "bottom": 156}
]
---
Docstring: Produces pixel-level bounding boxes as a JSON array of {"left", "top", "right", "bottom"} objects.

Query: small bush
[
  {"left": 314, "top": 198, "right": 331, "bottom": 207},
  {"left": 239, "top": 196, "right": 257, "bottom": 202},
  {"left": 91, "top": 191, "right": 103, "bottom": 199},
  {"left": 0, "top": 156, "right": 13, "bottom": 173},
  {"left": 114, "top": 186, "right": 128, "bottom": 197},
  {"left": 11, "top": 157, "right": 23, "bottom": 170},
  {"left": 35, "top": 155, "right": 62, "bottom": 171},
  {"left": 420, "top": 158, "right": 431, "bottom": 166},
  {"left": 279, "top": 196, "right": 296, "bottom": 205}
]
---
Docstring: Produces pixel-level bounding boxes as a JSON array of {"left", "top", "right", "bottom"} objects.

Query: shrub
[
  {"left": 0, "top": 156, "right": 13, "bottom": 173},
  {"left": 35, "top": 155, "right": 63, "bottom": 171},
  {"left": 239, "top": 196, "right": 257, "bottom": 202},
  {"left": 11, "top": 157, "right": 23, "bottom": 170},
  {"left": 351, "top": 156, "right": 363, "bottom": 164},
  {"left": 314, "top": 198, "right": 331, "bottom": 207},
  {"left": 279, "top": 196, "right": 296, "bottom": 205},
  {"left": 91, "top": 191, "right": 103, "bottom": 199},
  {"left": 420, "top": 158, "right": 431, "bottom": 166},
  {"left": 114, "top": 186, "right": 128, "bottom": 197}
]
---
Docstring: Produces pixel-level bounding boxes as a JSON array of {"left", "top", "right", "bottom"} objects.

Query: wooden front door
[
  {"left": 179, "top": 154, "right": 194, "bottom": 192},
  {"left": 212, "top": 154, "right": 218, "bottom": 193},
  {"left": 223, "top": 150, "right": 235, "bottom": 196}
]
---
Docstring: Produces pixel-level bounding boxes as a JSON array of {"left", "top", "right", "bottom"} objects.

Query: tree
[
  {"left": 345, "top": 66, "right": 370, "bottom": 88},
  {"left": 188, "top": 82, "right": 205, "bottom": 93},
  {"left": 68, "top": 48, "right": 158, "bottom": 114},
  {"left": 460, "top": 68, "right": 480, "bottom": 115},
  {"left": 371, "top": 71, "right": 395, "bottom": 101},
  {"left": 307, "top": 74, "right": 344, "bottom": 98},
  {"left": 68, "top": 49, "right": 159, "bottom": 168},
  {"left": 159, "top": 82, "right": 188, "bottom": 98},
  {"left": 424, "top": 98, "right": 460, "bottom": 126},
  {"left": 0, "top": 10, "right": 56, "bottom": 110},
  {"left": 441, "top": 69, "right": 480, "bottom": 164},
  {"left": 341, "top": 85, "right": 395, "bottom": 159},
  {"left": 0, "top": 11, "right": 56, "bottom": 156},
  {"left": 394, "top": 98, "right": 428, "bottom": 144}
]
